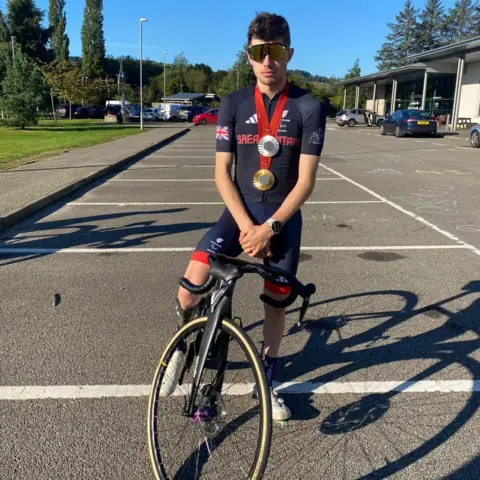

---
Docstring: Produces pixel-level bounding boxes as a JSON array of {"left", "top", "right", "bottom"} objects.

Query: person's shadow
[{"left": 243, "top": 282, "right": 480, "bottom": 479}]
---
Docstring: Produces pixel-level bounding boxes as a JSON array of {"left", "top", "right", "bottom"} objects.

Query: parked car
[
  {"left": 469, "top": 124, "right": 480, "bottom": 148},
  {"left": 105, "top": 104, "right": 123, "bottom": 123},
  {"left": 380, "top": 109, "right": 437, "bottom": 137},
  {"left": 74, "top": 106, "right": 90, "bottom": 119},
  {"left": 193, "top": 109, "right": 218, "bottom": 125},
  {"left": 336, "top": 108, "right": 384, "bottom": 127},
  {"left": 56, "top": 103, "right": 82, "bottom": 118},
  {"left": 125, "top": 105, "right": 142, "bottom": 122},
  {"left": 143, "top": 108, "right": 159, "bottom": 121},
  {"left": 88, "top": 105, "right": 106, "bottom": 119},
  {"left": 177, "top": 106, "right": 207, "bottom": 122}
]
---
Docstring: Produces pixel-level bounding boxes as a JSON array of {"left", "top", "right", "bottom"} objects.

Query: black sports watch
[{"left": 266, "top": 218, "right": 282, "bottom": 234}]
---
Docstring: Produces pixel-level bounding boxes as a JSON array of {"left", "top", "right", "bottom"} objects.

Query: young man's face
[{"left": 247, "top": 37, "right": 294, "bottom": 87}]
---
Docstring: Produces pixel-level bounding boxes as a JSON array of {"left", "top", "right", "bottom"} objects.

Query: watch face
[{"left": 272, "top": 221, "right": 282, "bottom": 233}]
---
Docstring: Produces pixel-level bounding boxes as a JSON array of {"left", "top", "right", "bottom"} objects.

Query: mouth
[{"left": 262, "top": 71, "right": 275, "bottom": 76}]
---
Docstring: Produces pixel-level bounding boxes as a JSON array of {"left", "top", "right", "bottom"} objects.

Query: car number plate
[{"left": 417, "top": 121, "right": 429, "bottom": 125}]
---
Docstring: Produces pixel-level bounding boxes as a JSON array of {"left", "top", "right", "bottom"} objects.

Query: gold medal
[{"left": 253, "top": 169, "right": 275, "bottom": 191}]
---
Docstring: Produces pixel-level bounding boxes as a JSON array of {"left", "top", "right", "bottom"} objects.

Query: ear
[{"left": 287, "top": 47, "right": 294, "bottom": 63}]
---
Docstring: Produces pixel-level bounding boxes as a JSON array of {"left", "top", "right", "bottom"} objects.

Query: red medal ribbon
[{"left": 254, "top": 81, "right": 289, "bottom": 170}]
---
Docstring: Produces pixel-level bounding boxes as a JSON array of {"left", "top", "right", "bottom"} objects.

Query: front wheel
[
  {"left": 348, "top": 119, "right": 356, "bottom": 127},
  {"left": 200, "top": 119, "right": 207, "bottom": 126},
  {"left": 380, "top": 124, "right": 387, "bottom": 135},
  {"left": 148, "top": 316, "right": 272, "bottom": 480},
  {"left": 470, "top": 130, "right": 480, "bottom": 148}
]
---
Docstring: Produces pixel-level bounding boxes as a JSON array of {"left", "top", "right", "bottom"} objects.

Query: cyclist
[{"left": 164, "top": 12, "right": 326, "bottom": 421}]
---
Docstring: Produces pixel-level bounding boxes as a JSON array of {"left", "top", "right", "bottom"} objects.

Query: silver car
[
  {"left": 469, "top": 124, "right": 480, "bottom": 148},
  {"left": 336, "top": 109, "right": 384, "bottom": 127},
  {"left": 336, "top": 109, "right": 368, "bottom": 127}
]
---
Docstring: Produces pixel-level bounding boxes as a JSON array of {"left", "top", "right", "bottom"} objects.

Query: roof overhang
[
  {"left": 337, "top": 63, "right": 428, "bottom": 87},
  {"left": 406, "top": 36, "right": 480, "bottom": 62}
]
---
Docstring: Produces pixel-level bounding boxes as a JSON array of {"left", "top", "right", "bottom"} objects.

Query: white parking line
[
  {"left": 319, "top": 163, "right": 480, "bottom": 256},
  {"left": 415, "top": 140, "right": 424, "bottom": 143},
  {"left": 432, "top": 143, "right": 445, "bottom": 146},
  {"left": 0, "top": 246, "right": 470, "bottom": 254},
  {"left": 148, "top": 155, "right": 214, "bottom": 158},
  {"left": 1, "top": 380, "right": 478, "bottom": 400},
  {"left": 107, "top": 178, "right": 345, "bottom": 182},
  {"left": 67, "top": 201, "right": 385, "bottom": 206}
]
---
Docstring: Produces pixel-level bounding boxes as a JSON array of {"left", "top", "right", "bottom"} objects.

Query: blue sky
[{"left": 7, "top": 0, "right": 458, "bottom": 77}]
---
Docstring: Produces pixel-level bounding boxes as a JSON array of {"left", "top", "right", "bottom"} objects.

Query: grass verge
[{"left": 0, "top": 120, "right": 149, "bottom": 171}]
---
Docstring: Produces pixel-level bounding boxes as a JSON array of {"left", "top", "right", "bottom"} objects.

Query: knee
[
  {"left": 177, "top": 256, "right": 211, "bottom": 309},
  {"left": 263, "top": 280, "right": 290, "bottom": 312},
  {"left": 177, "top": 286, "right": 198, "bottom": 309}
]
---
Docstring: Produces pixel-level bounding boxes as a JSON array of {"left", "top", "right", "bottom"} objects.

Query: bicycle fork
[{"left": 186, "top": 283, "right": 233, "bottom": 417}]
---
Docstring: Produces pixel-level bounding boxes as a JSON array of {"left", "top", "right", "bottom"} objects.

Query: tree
[
  {"left": 184, "top": 68, "right": 208, "bottom": 93},
  {"left": 341, "top": 59, "right": 367, "bottom": 109},
  {"left": 81, "top": 0, "right": 105, "bottom": 77},
  {"left": 1, "top": 47, "right": 43, "bottom": 128},
  {"left": 6, "top": 0, "right": 51, "bottom": 63},
  {"left": 375, "top": 0, "right": 420, "bottom": 71},
  {"left": 173, "top": 52, "right": 189, "bottom": 89},
  {"left": 444, "top": 0, "right": 480, "bottom": 43},
  {"left": 0, "top": 8, "right": 8, "bottom": 43},
  {"left": 49, "top": 0, "right": 69, "bottom": 61},
  {"left": 417, "top": 0, "right": 446, "bottom": 51},
  {"left": 41, "top": 60, "right": 106, "bottom": 112}
]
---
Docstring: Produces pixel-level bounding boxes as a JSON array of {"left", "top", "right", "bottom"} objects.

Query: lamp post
[
  {"left": 163, "top": 51, "right": 168, "bottom": 121},
  {"left": 140, "top": 18, "right": 148, "bottom": 130}
]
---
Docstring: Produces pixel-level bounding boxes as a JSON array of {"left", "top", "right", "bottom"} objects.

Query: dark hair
[{"left": 247, "top": 12, "right": 291, "bottom": 47}]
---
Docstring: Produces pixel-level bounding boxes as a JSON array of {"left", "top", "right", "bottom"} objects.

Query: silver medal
[{"left": 258, "top": 135, "right": 280, "bottom": 157}]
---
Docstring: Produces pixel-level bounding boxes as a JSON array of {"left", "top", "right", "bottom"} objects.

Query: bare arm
[
  {"left": 215, "top": 152, "right": 254, "bottom": 232},
  {"left": 269, "top": 153, "right": 319, "bottom": 225}
]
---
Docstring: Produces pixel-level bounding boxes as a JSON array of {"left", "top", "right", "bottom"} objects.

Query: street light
[
  {"left": 140, "top": 18, "right": 148, "bottom": 130},
  {"left": 163, "top": 51, "right": 168, "bottom": 122}
]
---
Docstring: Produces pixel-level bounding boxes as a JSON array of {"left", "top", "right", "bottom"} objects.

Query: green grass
[{"left": 0, "top": 119, "right": 149, "bottom": 171}]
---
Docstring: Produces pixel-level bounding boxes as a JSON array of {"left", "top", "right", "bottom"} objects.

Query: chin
[{"left": 259, "top": 76, "right": 278, "bottom": 85}]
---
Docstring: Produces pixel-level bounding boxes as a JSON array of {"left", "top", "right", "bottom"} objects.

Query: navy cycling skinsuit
[{"left": 192, "top": 82, "right": 326, "bottom": 294}]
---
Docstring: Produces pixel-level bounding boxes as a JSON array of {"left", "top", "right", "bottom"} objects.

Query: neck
[{"left": 256, "top": 76, "right": 287, "bottom": 99}]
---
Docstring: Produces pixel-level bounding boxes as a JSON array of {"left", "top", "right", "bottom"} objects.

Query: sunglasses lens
[{"left": 249, "top": 44, "right": 287, "bottom": 62}]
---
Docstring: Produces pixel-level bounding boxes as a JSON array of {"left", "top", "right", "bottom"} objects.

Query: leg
[
  {"left": 259, "top": 210, "right": 302, "bottom": 421},
  {"left": 176, "top": 209, "right": 242, "bottom": 323}
]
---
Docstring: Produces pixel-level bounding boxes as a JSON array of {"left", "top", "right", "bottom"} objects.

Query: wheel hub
[{"left": 192, "top": 386, "right": 227, "bottom": 439}]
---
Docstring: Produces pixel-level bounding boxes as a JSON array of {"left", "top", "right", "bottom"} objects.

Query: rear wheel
[
  {"left": 470, "top": 130, "right": 480, "bottom": 148},
  {"left": 348, "top": 119, "right": 356, "bottom": 127},
  {"left": 395, "top": 125, "right": 404, "bottom": 138},
  {"left": 148, "top": 316, "right": 272, "bottom": 480},
  {"left": 380, "top": 124, "right": 387, "bottom": 135}
]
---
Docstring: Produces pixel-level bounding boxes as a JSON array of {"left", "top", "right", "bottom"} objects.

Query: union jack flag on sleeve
[{"left": 216, "top": 125, "right": 229, "bottom": 141}]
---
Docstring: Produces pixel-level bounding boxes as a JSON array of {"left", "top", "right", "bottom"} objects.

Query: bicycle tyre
[{"left": 148, "top": 316, "right": 272, "bottom": 480}]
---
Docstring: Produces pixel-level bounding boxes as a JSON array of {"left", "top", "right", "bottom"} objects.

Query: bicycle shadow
[{"left": 244, "top": 282, "right": 480, "bottom": 479}]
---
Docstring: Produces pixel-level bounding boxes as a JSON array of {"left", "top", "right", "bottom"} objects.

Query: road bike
[{"left": 147, "top": 252, "right": 315, "bottom": 479}]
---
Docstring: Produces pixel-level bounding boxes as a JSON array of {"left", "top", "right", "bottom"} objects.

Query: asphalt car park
[{"left": 1, "top": 123, "right": 479, "bottom": 479}]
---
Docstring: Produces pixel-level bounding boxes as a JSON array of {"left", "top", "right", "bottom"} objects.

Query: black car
[
  {"left": 380, "top": 109, "right": 437, "bottom": 137},
  {"left": 177, "top": 106, "right": 207, "bottom": 122}
]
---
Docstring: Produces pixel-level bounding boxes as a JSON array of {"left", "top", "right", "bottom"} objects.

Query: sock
[{"left": 264, "top": 355, "right": 278, "bottom": 387}]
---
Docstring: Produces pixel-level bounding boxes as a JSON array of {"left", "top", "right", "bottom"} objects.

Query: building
[{"left": 338, "top": 36, "right": 480, "bottom": 131}]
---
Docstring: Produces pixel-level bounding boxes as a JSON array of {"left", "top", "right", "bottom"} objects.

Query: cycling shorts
[{"left": 191, "top": 202, "right": 302, "bottom": 295}]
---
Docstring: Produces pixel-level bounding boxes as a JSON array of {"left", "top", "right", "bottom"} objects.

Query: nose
[{"left": 262, "top": 54, "right": 273, "bottom": 67}]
